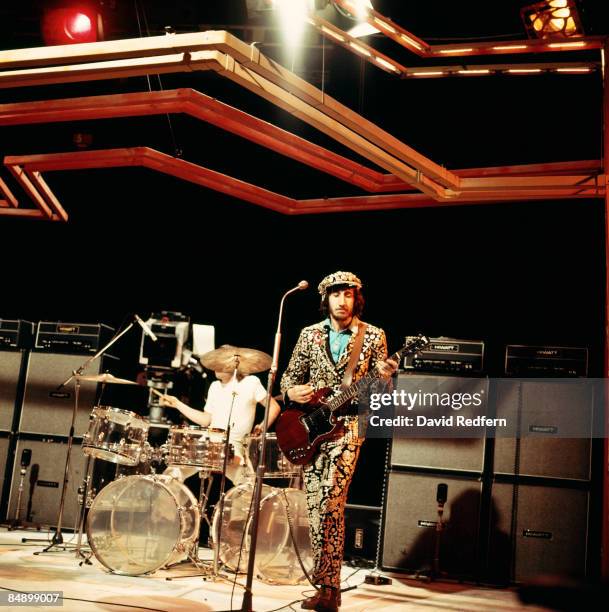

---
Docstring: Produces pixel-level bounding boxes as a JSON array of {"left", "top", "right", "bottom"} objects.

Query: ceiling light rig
[
  {"left": 403, "top": 62, "right": 597, "bottom": 79},
  {"left": 305, "top": 0, "right": 601, "bottom": 79}
]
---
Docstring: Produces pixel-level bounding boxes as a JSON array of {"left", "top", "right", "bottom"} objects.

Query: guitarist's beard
[{"left": 331, "top": 309, "right": 351, "bottom": 321}]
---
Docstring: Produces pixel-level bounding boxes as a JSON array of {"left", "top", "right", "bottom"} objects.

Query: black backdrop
[{"left": 0, "top": 0, "right": 607, "bottom": 506}]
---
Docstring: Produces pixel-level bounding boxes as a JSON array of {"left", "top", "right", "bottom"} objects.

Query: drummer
[{"left": 159, "top": 369, "right": 282, "bottom": 485}]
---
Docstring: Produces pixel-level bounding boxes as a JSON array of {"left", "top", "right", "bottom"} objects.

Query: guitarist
[{"left": 280, "top": 271, "right": 397, "bottom": 612}]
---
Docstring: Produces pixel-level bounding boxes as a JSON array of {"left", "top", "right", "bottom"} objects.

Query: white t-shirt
[{"left": 204, "top": 375, "right": 267, "bottom": 447}]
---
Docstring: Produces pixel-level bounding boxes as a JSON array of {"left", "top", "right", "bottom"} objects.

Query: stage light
[
  {"left": 315, "top": 0, "right": 378, "bottom": 38},
  {"left": 521, "top": 0, "right": 583, "bottom": 39},
  {"left": 275, "top": 0, "right": 310, "bottom": 47},
  {"left": 41, "top": 2, "right": 103, "bottom": 46}
]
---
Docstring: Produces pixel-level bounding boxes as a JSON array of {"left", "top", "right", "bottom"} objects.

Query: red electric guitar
[{"left": 275, "top": 334, "right": 429, "bottom": 465}]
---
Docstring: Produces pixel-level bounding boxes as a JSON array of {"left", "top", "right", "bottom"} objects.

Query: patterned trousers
[{"left": 303, "top": 437, "right": 362, "bottom": 588}]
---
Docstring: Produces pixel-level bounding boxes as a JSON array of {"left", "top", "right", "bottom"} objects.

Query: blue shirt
[{"left": 324, "top": 318, "right": 354, "bottom": 363}]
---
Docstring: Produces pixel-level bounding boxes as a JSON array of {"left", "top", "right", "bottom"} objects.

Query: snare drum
[
  {"left": 82, "top": 406, "right": 149, "bottom": 466},
  {"left": 86, "top": 474, "right": 200, "bottom": 575},
  {"left": 245, "top": 433, "right": 301, "bottom": 478},
  {"left": 165, "top": 426, "right": 228, "bottom": 471}
]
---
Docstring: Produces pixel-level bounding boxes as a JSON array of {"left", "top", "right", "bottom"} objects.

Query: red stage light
[
  {"left": 68, "top": 13, "right": 93, "bottom": 36},
  {"left": 41, "top": 5, "right": 102, "bottom": 46}
]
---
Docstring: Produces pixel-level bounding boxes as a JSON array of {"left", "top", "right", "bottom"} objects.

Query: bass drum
[
  {"left": 211, "top": 483, "right": 313, "bottom": 584},
  {"left": 86, "top": 475, "right": 200, "bottom": 576}
]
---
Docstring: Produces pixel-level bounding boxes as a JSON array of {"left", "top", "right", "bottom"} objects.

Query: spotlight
[
  {"left": 41, "top": 2, "right": 103, "bottom": 46},
  {"left": 318, "top": 1, "right": 378, "bottom": 38},
  {"left": 520, "top": 0, "right": 584, "bottom": 39}
]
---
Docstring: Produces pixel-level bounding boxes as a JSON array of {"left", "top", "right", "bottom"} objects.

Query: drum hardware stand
[
  {"left": 197, "top": 469, "right": 214, "bottom": 532},
  {"left": 73, "top": 453, "right": 96, "bottom": 564},
  {"left": 228, "top": 280, "right": 308, "bottom": 612},
  {"left": 28, "top": 319, "right": 142, "bottom": 554},
  {"left": 166, "top": 368, "right": 240, "bottom": 583},
  {"left": 169, "top": 467, "right": 215, "bottom": 575}
]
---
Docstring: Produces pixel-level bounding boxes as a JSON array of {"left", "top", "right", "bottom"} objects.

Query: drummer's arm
[
  {"left": 160, "top": 394, "right": 211, "bottom": 427},
  {"left": 252, "top": 395, "right": 282, "bottom": 435}
]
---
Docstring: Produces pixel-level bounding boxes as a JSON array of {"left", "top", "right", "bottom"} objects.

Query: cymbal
[
  {"left": 200, "top": 344, "right": 272, "bottom": 375},
  {"left": 76, "top": 373, "right": 137, "bottom": 385}
]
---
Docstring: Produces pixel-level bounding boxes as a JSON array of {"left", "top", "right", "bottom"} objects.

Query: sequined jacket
[{"left": 280, "top": 319, "right": 389, "bottom": 441}]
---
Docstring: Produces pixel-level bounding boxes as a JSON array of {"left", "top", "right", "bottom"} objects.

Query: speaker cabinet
[
  {"left": 0, "top": 435, "right": 10, "bottom": 520},
  {"left": 390, "top": 375, "right": 488, "bottom": 472},
  {"left": 493, "top": 380, "right": 593, "bottom": 480},
  {"left": 390, "top": 438, "right": 486, "bottom": 473},
  {"left": 7, "top": 436, "right": 86, "bottom": 528},
  {"left": 19, "top": 353, "right": 113, "bottom": 437},
  {"left": 489, "top": 482, "right": 590, "bottom": 582},
  {"left": 0, "top": 351, "right": 26, "bottom": 431},
  {"left": 381, "top": 471, "right": 482, "bottom": 577}
]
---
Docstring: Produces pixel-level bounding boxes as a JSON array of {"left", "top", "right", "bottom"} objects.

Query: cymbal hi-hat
[
  {"left": 75, "top": 373, "right": 138, "bottom": 385},
  {"left": 200, "top": 344, "right": 272, "bottom": 375}
]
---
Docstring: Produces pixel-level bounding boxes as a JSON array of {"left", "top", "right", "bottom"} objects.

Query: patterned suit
[{"left": 280, "top": 318, "right": 388, "bottom": 588}]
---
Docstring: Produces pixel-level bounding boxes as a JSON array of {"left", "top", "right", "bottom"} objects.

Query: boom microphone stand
[
  {"left": 29, "top": 315, "right": 153, "bottom": 554},
  {"left": 237, "top": 280, "right": 308, "bottom": 612}
]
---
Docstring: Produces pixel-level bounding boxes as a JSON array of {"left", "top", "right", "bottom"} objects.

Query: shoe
[{"left": 301, "top": 587, "right": 341, "bottom": 610}]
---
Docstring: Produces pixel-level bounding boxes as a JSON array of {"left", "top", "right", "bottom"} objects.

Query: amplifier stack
[
  {"left": 0, "top": 320, "right": 116, "bottom": 528},
  {"left": 379, "top": 336, "right": 598, "bottom": 585}
]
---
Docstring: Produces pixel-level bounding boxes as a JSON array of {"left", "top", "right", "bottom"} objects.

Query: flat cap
[{"left": 317, "top": 270, "right": 363, "bottom": 296}]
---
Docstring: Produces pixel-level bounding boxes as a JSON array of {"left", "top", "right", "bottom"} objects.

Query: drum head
[
  {"left": 255, "top": 488, "right": 313, "bottom": 585},
  {"left": 86, "top": 475, "right": 199, "bottom": 575},
  {"left": 211, "top": 482, "right": 273, "bottom": 572},
  {"left": 83, "top": 407, "right": 148, "bottom": 466}
]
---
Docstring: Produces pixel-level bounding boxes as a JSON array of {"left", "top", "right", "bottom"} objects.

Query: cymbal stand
[
  {"left": 30, "top": 377, "right": 82, "bottom": 553},
  {"left": 167, "top": 372, "right": 239, "bottom": 582},
  {"left": 27, "top": 320, "right": 139, "bottom": 552},
  {"left": 73, "top": 452, "right": 96, "bottom": 563},
  {"left": 213, "top": 364, "right": 239, "bottom": 579}
]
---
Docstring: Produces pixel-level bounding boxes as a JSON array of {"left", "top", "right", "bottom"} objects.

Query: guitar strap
[{"left": 339, "top": 322, "right": 367, "bottom": 392}]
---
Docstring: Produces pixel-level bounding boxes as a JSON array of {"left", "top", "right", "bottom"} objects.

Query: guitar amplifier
[
  {"left": 402, "top": 336, "right": 484, "bottom": 375},
  {"left": 505, "top": 345, "right": 588, "bottom": 377},
  {"left": 0, "top": 319, "right": 34, "bottom": 350},
  {"left": 35, "top": 322, "right": 114, "bottom": 354}
]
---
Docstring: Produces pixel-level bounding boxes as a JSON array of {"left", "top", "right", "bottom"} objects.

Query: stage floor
[{"left": 0, "top": 528, "right": 552, "bottom": 611}]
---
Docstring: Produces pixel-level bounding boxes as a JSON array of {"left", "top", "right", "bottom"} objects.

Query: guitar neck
[{"left": 326, "top": 348, "right": 402, "bottom": 412}]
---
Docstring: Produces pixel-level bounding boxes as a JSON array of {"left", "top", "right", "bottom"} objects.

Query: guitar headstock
[{"left": 395, "top": 334, "right": 430, "bottom": 361}]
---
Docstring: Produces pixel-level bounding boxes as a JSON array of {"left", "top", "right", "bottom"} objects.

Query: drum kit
[{"left": 73, "top": 346, "right": 312, "bottom": 583}]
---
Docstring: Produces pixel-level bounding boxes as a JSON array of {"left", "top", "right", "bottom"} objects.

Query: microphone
[
  {"left": 437, "top": 483, "right": 448, "bottom": 506},
  {"left": 135, "top": 314, "right": 158, "bottom": 342},
  {"left": 20, "top": 448, "right": 31, "bottom": 468},
  {"left": 273, "top": 281, "right": 309, "bottom": 366}
]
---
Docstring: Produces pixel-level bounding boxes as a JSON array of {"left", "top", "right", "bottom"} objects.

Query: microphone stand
[
  {"left": 238, "top": 283, "right": 303, "bottom": 612},
  {"left": 28, "top": 318, "right": 141, "bottom": 553},
  {"left": 431, "top": 496, "right": 445, "bottom": 580}
]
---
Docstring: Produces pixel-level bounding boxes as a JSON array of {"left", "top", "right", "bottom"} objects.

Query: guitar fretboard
[{"left": 326, "top": 338, "right": 427, "bottom": 412}]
